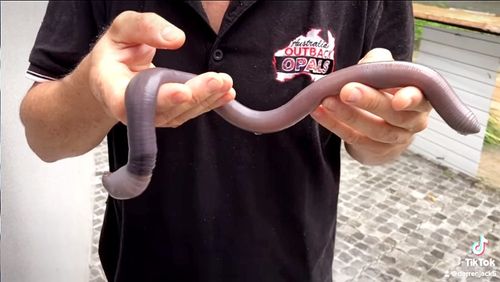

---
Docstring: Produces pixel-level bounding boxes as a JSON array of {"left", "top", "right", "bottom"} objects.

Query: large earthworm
[{"left": 102, "top": 61, "right": 481, "bottom": 199}]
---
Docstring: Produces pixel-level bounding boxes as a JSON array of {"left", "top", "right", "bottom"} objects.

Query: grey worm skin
[{"left": 102, "top": 61, "right": 481, "bottom": 200}]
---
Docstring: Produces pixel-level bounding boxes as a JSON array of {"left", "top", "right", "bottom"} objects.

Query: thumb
[
  {"left": 358, "top": 48, "right": 394, "bottom": 64},
  {"left": 108, "top": 11, "right": 185, "bottom": 49}
]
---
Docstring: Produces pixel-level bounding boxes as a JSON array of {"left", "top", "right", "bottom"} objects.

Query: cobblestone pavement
[
  {"left": 89, "top": 141, "right": 500, "bottom": 282},
  {"left": 89, "top": 141, "right": 109, "bottom": 282}
]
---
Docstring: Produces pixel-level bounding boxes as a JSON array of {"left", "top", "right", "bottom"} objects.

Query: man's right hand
[{"left": 88, "top": 11, "right": 236, "bottom": 127}]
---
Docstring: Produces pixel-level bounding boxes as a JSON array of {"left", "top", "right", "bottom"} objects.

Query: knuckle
[
  {"left": 167, "top": 118, "right": 183, "bottom": 128},
  {"left": 112, "top": 11, "right": 159, "bottom": 35},
  {"left": 375, "top": 126, "right": 403, "bottom": 144},
  {"left": 135, "top": 14, "right": 156, "bottom": 34},
  {"left": 402, "top": 112, "right": 429, "bottom": 133},
  {"left": 115, "top": 11, "right": 136, "bottom": 23},
  {"left": 191, "top": 93, "right": 213, "bottom": 110},
  {"left": 199, "top": 98, "right": 212, "bottom": 110},
  {"left": 399, "top": 132, "right": 414, "bottom": 144},
  {"left": 364, "top": 94, "right": 382, "bottom": 111},
  {"left": 342, "top": 131, "right": 361, "bottom": 145},
  {"left": 154, "top": 109, "right": 172, "bottom": 124},
  {"left": 339, "top": 107, "right": 357, "bottom": 125},
  {"left": 190, "top": 92, "right": 203, "bottom": 105},
  {"left": 111, "top": 11, "right": 137, "bottom": 31},
  {"left": 412, "top": 118, "right": 429, "bottom": 133},
  {"left": 376, "top": 126, "right": 394, "bottom": 142},
  {"left": 394, "top": 114, "right": 411, "bottom": 129},
  {"left": 389, "top": 131, "right": 412, "bottom": 144}
]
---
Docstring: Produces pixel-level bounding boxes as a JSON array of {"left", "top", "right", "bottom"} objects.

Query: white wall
[
  {"left": 411, "top": 26, "right": 500, "bottom": 176},
  {"left": 2, "top": 2, "right": 95, "bottom": 281}
]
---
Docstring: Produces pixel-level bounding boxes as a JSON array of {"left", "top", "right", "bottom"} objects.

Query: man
[{"left": 21, "top": 1, "right": 430, "bottom": 281}]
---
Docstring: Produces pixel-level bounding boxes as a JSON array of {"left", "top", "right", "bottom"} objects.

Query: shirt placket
[{"left": 185, "top": 1, "right": 258, "bottom": 70}]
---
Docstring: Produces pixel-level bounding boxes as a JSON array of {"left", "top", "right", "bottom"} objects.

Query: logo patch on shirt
[{"left": 273, "top": 28, "right": 335, "bottom": 82}]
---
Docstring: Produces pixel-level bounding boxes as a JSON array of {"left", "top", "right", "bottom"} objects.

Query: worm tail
[
  {"left": 102, "top": 167, "right": 152, "bottom": 200},
  {"left": 102, "top": 68, "right": 195, "bottom": 200}
]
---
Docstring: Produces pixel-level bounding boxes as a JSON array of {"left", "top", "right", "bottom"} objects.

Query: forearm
[{"left": 20, "top": 56, "right": 117, "bottom": 162}]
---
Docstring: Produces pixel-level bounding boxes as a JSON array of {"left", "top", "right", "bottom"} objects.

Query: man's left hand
[{"left": 311, "top": 48, "right": 432, "bottom": 165}]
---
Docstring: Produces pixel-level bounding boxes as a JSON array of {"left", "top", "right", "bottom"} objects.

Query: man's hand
[
  {"left": 88, "top": 11, "right": 235, "bottom": 127},
  {"left": 310, "top": 48, "right": 432, "bottom": 165},
  {"left": 21, "top": 11, "right": 235, "bottom": 162}
]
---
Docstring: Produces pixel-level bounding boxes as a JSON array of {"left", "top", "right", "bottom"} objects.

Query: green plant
[
  {"left": 414, "top": 19, "right": 471, "bottom": 50},
  {"left": 485, "top": 114, "right": 500, "bottom": 145}
]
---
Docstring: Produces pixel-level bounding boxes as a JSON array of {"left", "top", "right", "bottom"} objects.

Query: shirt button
[{"left": 213, "top": 49, "right": 224, "bottom": 61}]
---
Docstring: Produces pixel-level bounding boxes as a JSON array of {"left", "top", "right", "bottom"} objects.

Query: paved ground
[{"left": 89, "top": 140, "right": 500, "bottom": 282}]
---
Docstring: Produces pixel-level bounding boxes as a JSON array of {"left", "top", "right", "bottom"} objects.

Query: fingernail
[
  {"left": 161, "top": 25, "right": 181, "bottom": 42},
  {"left": 208, "top": 77, "right": 222, "bottom": 91},
  {"left": 345, "top": 87, "right": 361, "bottom": 103}
]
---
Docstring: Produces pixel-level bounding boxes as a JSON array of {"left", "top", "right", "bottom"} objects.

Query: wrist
[{"left": 63, "top": 55, "right": 118, "bottom": 127}]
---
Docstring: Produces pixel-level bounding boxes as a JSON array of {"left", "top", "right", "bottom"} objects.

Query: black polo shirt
[{"left": 27, "top": 1, "right": 413, "bottom": 281}]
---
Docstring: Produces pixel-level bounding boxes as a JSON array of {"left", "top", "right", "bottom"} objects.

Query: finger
[
  {"left": 312, "top": 106, "right": 410, "bottom": 158},
  {"left": 157, "top": 72, "right": 228, "bottom": 111},
  {"left": 155, "top": 72, "right": 234, "bottom": 127},
  {"left": 339, "top": 82, "right": 393, "bottom": 118},
  {"left": 108, "top": 11, "right": 185, "bottom": 49},
  {"left": 154, "top": 83, "right": 192, "bottom": 125},
  {"left": 339, "top": 83, "right": 427, "bottom": 131},
  {"left": 358, "top": 48, "right": 394, "bottom": 64},
  {"left": 392, "top": 86, "right": 432, "bottom": 112},
  {"left": 163, "top": 73, "right": 234, "bottom": 126},
  {"left": 165, "top": 88, "right": 236, "bottom": 127},
  {"left": 184, "top": 72, "right": 233, "bottom": 108},
  {"left": 311, "top": 105, "right": 369, "bottom": 146},
  {"left": 319, "top": 96, "right": 412, "bottom": 144}
]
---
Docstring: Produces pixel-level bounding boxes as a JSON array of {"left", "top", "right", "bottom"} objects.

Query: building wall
[
  {"left": 2, "top": 2, "right": 95, "bottom": 281},
  {"left": 411, "top": 26, "right": 500, "bottom": 176}
]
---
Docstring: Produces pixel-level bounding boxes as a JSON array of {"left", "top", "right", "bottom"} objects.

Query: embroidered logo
[{"left": 273, "top": 28, "right": 335, "bottom": 82}]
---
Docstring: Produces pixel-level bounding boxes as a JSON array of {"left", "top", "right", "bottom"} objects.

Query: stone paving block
[
  {"left": 377, "top": 225, "right": 392, "bottom": 234},
  {"left": 349, "top": 247, "right": 364, "bottom": 258},
  {"left": 377, "top": 272, "right": 394, "bottom": 282},
  {"left": 434, "top": 242, "right": 452, "bottom": 253},
  {"left": 334, "top": 240, "right": 349, "bottom": 252},
  {"left": 415, "top": 260, "right": 432, "bottom": 272},
  {"left": 431, "top": 249, "right": 445, "bottom": 260},
  {"left": 340, "top": 266, "right": 359, "bottom": 277},
  {"left": 407, "top": 247, "right": 424, "bottom": 258},
  {"left": 428, "top": 268, "right": 445, "bottom": 279},
  {"left": 385, "top": 267, "right": 402, "bottom": 278},
  {"left": 404, "top": 266, "right": 422, "bottom": 279},
  {"left": 355, "top": 275, "right": 379, "bottom": 282},
  {"left": 380, "top": 254, "right": 397, "bottom": 265}
]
